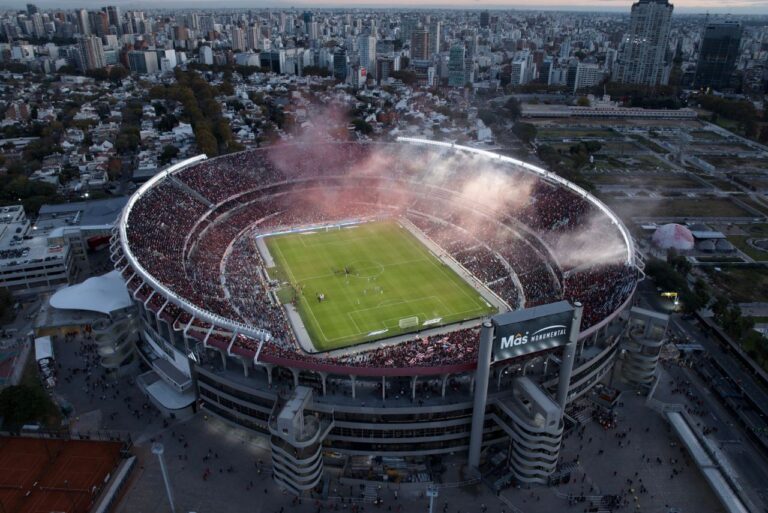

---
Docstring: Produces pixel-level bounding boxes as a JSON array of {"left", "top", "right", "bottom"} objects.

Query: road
[{"left": 638, "top": 282, "right": 768, "bottom": 510}]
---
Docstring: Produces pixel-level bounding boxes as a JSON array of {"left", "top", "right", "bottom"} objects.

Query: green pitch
[{"left": 264, "top": 221, "right": 496, "bottom": 351}]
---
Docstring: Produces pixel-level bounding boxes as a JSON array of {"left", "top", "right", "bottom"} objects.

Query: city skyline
[{"left": 3, "top": 0, "right": 768, "bottom": 15}]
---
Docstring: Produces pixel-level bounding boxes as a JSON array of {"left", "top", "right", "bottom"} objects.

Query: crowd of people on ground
[{"left": 120, "top": 143, "right": 637, "bottom": 371}]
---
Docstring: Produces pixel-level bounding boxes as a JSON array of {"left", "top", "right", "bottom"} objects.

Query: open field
[
  {"left": 702, "top": 177, "right": 740, "bottom": 192},
  {"left": 737, "top": 196, "right": 768, "bottom": 216},
  {"left": 705, "top": 267, "right": 768, "bottom": 303},
  {"left": 265, "top": 222, "right": 495, "bottom": 351},
  {"left": 727, "top": 236, "right": 768, "bottom": 261},
  {"left": 587, "top": 172, "right": 703, "bottom": 188},
  {"left": 536, "top": 127, "right": 618, "bottom": 139},
  {"left": 604, "top": 197, "right": 753, "bottom": 219},
  {"left": 705, "top": 156, "right": 768, "bottom": 171}
]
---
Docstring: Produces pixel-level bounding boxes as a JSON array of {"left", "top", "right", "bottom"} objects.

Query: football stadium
[{"left": 112, "top": 138, "right": 640, "bottom": 493}]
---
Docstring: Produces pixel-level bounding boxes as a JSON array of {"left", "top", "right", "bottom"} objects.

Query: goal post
[{"left": 398, "top": 316, "right": 419, "bottom": 329}]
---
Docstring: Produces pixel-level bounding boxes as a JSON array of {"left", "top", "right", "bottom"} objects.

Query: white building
[
  {"left": 615, "top": 0, "right": 674, "bottom": 86},
  {"left": 510, "top": 52, "right": 534, "bottom": 85},
  {"left": 572, "top": 62, "right": 604, "bottom": 92},
  {"left": 358, "top": 35, "right": 377, "bottom": 79},
  {"left": 199, "top": 45, "right": 213, "bottom": 65},
  {"left": 0, "top": 205, "right": 75, "bottom": 296}
]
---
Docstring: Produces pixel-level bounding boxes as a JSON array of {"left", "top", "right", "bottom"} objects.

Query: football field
[{"left": 264, "top": 221, "right": 496, "bottom": 351}]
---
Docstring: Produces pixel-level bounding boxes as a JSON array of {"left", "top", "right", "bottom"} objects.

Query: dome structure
[{"left": 652, "top": 223, "right": 694, "bottom": 251}]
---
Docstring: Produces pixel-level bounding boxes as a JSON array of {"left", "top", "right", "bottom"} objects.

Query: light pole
[
  {"left": 152, "top": 442, "right": 176, "bottom": 513},
  {"left": 426, "top": 484, "right": 439, "bottom": 513}
]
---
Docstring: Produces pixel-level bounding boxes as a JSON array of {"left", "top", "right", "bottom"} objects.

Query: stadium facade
[{"left": 111, "top": 139, "right": 642, "bottom": 493}]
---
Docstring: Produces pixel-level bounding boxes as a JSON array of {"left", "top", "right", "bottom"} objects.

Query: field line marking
[
  {"left": 272, "top": 240, "right": 332, "bottom": 346},
  {"left": 400, "top": 230, "right": 484, "bottom": 309},
  {"left": 291, "top": 256, "right": 429, "bottom": 283}
]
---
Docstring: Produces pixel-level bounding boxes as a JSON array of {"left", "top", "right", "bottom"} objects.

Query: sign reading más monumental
[{"left": 490, "top": 301, "right": 575, "bottom": 362}]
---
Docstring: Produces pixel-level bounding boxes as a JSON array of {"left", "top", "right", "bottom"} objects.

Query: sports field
[{"left": 265, "top": 221, "right": 496, "bottom": 351}]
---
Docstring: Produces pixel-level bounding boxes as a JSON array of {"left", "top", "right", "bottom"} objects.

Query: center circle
[{"left": 344, "top": 259, "right": 385, "bottom": 278}]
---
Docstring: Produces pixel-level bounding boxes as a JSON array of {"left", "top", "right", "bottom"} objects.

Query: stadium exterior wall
[{"left": 114, "top": 142, "right": 639, "bottom": 479}]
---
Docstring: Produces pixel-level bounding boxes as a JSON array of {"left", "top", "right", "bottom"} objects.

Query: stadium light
[
  {"left": 426, "top": 484, "right": 439, "bottom": 513},
  {"left": 152, "top": 443, "right": 176, "bottom": 513}
]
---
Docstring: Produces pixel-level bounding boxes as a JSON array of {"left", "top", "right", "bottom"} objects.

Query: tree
[
  {"left": 159, "top": 145, "right": 180, "bottom": 165},
  {"left": 503, "top": 97, "right": 522, "bottom": 120},
  {"left": 0, "top": 287, "right": 11, "bottom": 319},
  {"left": 512, "top": 122, "right": 537, "bottom": 144},
  {"left": 157, "top": 114, "right": 179, "bottom": 133},
  {"left": 106, "top": 158, "right": 122, "bottom": 181},
  {"left": 390, "top": 70, "right": 418, "bottom": 85},
  {"left": 576, "top": 96, "right": 591, "bottom": 107},
  {"left": 0, "top": 384, "right": 49, "bottom": 427},
  {"left": 352, "top": 119, "right": 373, "bottom": 135}
]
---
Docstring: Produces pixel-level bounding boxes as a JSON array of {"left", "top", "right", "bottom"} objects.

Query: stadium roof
[
  {"left": 49, "top": 271, "right": 132, "bottom": 315},
  {"left": 492, "top": 300, "right": 573, "bottom": 328},
  {"left": 34, "top": 336, "right": 53, "bottom": 361},
  {"left": 37, "top": 197, "right": 129, "bottom": 230}
]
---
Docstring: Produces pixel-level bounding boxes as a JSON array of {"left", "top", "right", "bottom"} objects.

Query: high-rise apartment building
[
  {"left": 76, "top": 9, "right": 90, "bottom": 36},
  {"left": 232, "top": 27, "right": 246, "bottom": 51},
  {"left": 78, "top": 35, "right": 105, "bottom": 70},
  {"left": 400, "top": 17, "right": 418, "bottom": 44},
  {"left": 410, "top": 28, "right": 430, "bottom": 61},
  {"left": 128, "top": 50, "right": 159, "bottom": 74},
  {"left": 615, "top": 0, "right": 674, "bottom": 86},
  {"left": 358, "top": 35, "right": 376, "bottom": 78},
  {"left": 106, "top": 6, "right": 122, "bottom": 34},
  {"left": 428, "top": 20, "right": 441, "bottom": 56},
  {"left": 694, "top": 21, "right": 742, "bottom": 90},
  {"left": 448, "top": 44, "right": 466, "bottom": 87},
  {"left": 333, "top": 47, "right": 348, "bottom": 81},
  {"left": 480, "top": 11, "right": 490, "bottom": 28}
]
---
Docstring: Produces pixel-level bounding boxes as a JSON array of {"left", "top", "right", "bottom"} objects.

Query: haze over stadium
[{"left": 4, "top": 2, "right": 767, "bottom": 513}]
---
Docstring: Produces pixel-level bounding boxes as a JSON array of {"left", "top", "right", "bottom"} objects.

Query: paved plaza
[{"left": 43, "top": 332, "right": 728, "bottom": 513}]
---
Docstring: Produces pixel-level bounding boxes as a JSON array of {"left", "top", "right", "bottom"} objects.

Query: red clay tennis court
[{"left": 0, "top": 436, "right": 124, "bottom": 513}]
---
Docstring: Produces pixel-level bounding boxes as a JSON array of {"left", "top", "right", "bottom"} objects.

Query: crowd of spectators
[{"left": 120, "top": 143, "right": 637, "bottom": 371}]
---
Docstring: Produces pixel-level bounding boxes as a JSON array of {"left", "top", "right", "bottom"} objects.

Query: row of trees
[
  {"left": 149, "top": 69, "right": 242, "bottom": 156},
  {"left": 697, "top": 95, "right": 761, "bottom": 139},
  {"left": 646, "top": 253, "right": 768, "bottom": 369}
]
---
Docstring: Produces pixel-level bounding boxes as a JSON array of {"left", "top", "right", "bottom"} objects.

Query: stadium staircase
[
  {"left": 167, "top": 175, "right": 214, "bottom": 209},
  {"left": 572, "top": 407, "right": 595, "bottom": 425},
  {"left": 362, "top": 484, "right": 378, "bottom": 503}
]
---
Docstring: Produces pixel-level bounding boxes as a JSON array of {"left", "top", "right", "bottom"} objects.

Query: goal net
[{"left": 398, "top": 316, "right": 419, "bottom": 329}]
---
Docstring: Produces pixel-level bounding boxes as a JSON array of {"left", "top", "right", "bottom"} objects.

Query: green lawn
[
  {"left": 729, "top": 236, "right": 768, "bottom": 261},
  {"left": 587, "top": 173, "right": 702, "bottom": 188},
  {"left": 605, "top": 197, "right": 753, "bottom": 219},
  {"left": 265, "top": 222, "right": 496, "bottom": 351},
  {"left": 706, "top": 267, "right": 768, "bottom": 303}
]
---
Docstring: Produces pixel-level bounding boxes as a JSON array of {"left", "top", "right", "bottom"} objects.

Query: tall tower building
[
  {"left": 358, "top": 35, "right": 376, "bottom": 78},
  {"left": 246, "top": 25, "right": 260, "bottom": 50},
  {"left": 400, "top": 17, "right": 418, "bottom": 44},
  {"left": 79, "top": 35, "right": 105, "bottom": 70},
  {"left": 333, "top": 47, "right": 348, "bottom": 81},
  {"left": 615, "top": 0, "right": 674, "bottom": 86},
  {"left": 106, "top": 6, "right": 122, "bottom": 34},
  {"left": 76, "top": 9, "right": 90, "bottom": 35},
  {"left": 447, "top": 44, "right": 466, "bottom": 87},
  {"left": 694, "top": 21, "right": 742, "bottom": 90},
  {"left": 410, "top": 28, "right": 429, "bottom": 61},
  {"left": 232, "top": 27, "right": 246, "bottom": 51},
  {"left": 428, "top": 20, "right": 441, "bottom": 56},
  {"left": 89, "top": 10, "right": 109, "bottom": 37},
  {"left": 480, "top": 10, "right": 490, "bottom": 28}
]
